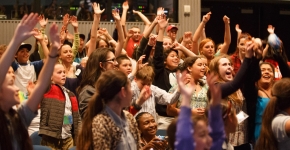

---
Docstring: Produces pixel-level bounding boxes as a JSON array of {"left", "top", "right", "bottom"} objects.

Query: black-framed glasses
[{"left": 104, "top": 58, "right": 116, "bottom": 63}]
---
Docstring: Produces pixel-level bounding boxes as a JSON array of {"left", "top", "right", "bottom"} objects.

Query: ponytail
[
  {"left": 77, "top": 92, "right": 103, "bottom": 150},
  {"left": 255, "top": 97, "right": 278, "bottom": 150}
]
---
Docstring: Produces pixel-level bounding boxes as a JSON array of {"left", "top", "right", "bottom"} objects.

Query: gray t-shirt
[
  {"left": 272, "top": 112, "right": 290, "bottom": 150},
  {"left": 105, "top": 106, "right": 137, "bottom": 150}
]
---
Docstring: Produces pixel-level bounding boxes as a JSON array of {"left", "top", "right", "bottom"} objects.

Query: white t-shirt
[{"left": 272, "top": 112, "right": 290, "bottom": 150}]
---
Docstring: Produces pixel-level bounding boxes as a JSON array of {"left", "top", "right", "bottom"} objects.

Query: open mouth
[
  {"left": 225, "top": 70, "right": 232, "bottom": 75},
  {"left": 262, "top": 74, "right": 271, "bottom": 80}
]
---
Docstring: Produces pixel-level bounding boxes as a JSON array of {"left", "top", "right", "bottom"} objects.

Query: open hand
[
  {"left": 38, "top": 14, "right": 48, "bottom": 28},
  {"left": 14, "top": 13, "right": 39, "bottom": 42},
  {"left": 235, "top": 24, "right": 242, "bottom": 33},
  {"left": 93, "top": 3, "right": 105, "bottom": 15},
  {"left": 33, "top": 28, "right": 43, "bottom": 41},
  {"left": 70, "top": 16, "right": 78, "bottom": 28},
  {"left": 112, "top": 8, "right": 121, "bottom": 21},
  {"left": 267, "top": 25, "right": 275, "bottom": 34}
]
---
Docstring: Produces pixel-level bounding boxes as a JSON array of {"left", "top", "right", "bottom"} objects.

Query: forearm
[
  {"left": 121, "top": 8, "right": 128, "bottom": 26},
  {"left": 72, "top": 33, "right": 80, "bottom": 58},
  {"left": 115, "top": 20, "right": 125, "bottom": 57},
  {"left": 166, "top": 104, "right": 180, "bottom": 117},
  {"left": 136, "top": 37, "right": 149, "bottom": 60},
  {"left": 209, "top": 105, "right": 225, "bottom": 150},
  {"left": 27, "top": 47, "right": 59, "bottom": 112},
  {"left": 220, "top": 58, "right": 251, "bottom": 98},
  {"left": 136, "top": 11, "right": 151, "bottom": 26},
  {"left": 192, "top": 21, "right": 206, "bottom": 55},
  {"left": 39, "top": 40, "right": 49, "bottom": 59},
  {"left": 175, "top": 106, "right": 194, "bottom": 150},
  {"left": 219, "top": 22, "right": 231, "bottom": 54},
  {"left": 143, "top": 21, "right": 157, "bottom": 38},
  {"left": 180, "top": 46, "right": 196, "bottom": 57},
  {"left": 0, "top": 38, "right": 22, "bottom": 86},
  {"left": 88, "top": 14, "right": 100, "bottom": 57}
]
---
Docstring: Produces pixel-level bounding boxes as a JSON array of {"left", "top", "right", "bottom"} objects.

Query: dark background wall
[{"left": 201, "top": 0, "right": 290, "bottom": 59}]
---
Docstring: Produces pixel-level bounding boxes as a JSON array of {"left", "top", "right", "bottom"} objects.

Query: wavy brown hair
[
  {"left": 77, "top": 47, "right": 115, "bottom": 94},
  {"left": 76, "top": 70, "right": 129, "bottom": 150},
  {"left": 255, "top": 78, "right": 290, "bottom": 150}
]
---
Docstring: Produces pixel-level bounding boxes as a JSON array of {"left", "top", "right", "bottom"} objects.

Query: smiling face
[
  {"left": 101, "top": 51, "right": 118, "bottom": 71},
  {"left": 188, "top": 58, "right": 206, "bottom": 80},
  {"left": 131, "top": 27, "right": 141, "bottom": 42},
  {"left": 16, "top": 48, "right": 30, "bottom": 63},
  {"left": 259, "top": 63, "right": 274, "bottom": 84},
  {"left": 51, "top": 64, "right": 66, "bottom": 86},
  {"left": 218, "top": 58, "right": 233, "bottom": 82},
  {"left": 165, "top": 51, "right": 179, "bottom": 70},
  {"left": 0, "top": 67, "right": 20, "bottom": 111},
  {"left": 138, "top": 113, "right": 157, "bottom": 137},
  {"left": 193, "top": 120, "right": 212, "bottom": 150},
  {"left": 60, "top": 45, "right": 73, "bottom": 63}
]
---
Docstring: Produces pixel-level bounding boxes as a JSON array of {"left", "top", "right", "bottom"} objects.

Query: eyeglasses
[{"left": 103, "top": 58, "right": 116, "bottom": 63}]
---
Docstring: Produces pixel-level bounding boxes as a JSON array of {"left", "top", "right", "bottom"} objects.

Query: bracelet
[{"left": 49, "top": 54, "right": 59, "bottom": 58}]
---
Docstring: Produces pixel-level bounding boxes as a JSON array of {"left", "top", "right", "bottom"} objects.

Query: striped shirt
[{"left": 131, "top": 81, "right": 180, "bottom": 121}]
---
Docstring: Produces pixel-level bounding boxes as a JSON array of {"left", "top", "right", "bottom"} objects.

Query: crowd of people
[{"left": 1, "top": 1, "right": 290, "bottom": 150}]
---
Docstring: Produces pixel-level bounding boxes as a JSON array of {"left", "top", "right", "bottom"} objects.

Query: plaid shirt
[{"left": 230, "top": 53, "right": 242, "bottom": 75}]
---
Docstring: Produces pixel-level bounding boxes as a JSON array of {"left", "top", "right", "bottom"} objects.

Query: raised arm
[
  {"left": 235, "top": 24, "right": 242, "bottom": 46},
  {"left": 37, "top": 15, "right": 48, "bottom": 60},
  {"left": 173, "top": 42, "right": 196, "bottom": 57},
  {"left": 153, "top": 13, "right": 167, "bottom": 74},
  {"left": 112, "top": 9, "right": 125, "bottom": 57},
  {"left": 133, "top": 10, "right": 151, "bottom": 31},
  {"left": 0, "top": 13, "right": 38, "bottom": 87},
  {"left": 192, "top": 12, "right": 211, "bottom": 55},
  {"left": 87, "top": 3, "right": 105, "bottom": 57},
  {"left": 70, "top": 16, "right": 80, "bottom": 58},
  {"left": 60, "top": 14, "right": 70, "bottom": 44},
  {"left": 32, "top": 28, "right": 49, "bottom": 61},
  {"left": 27, "top": 23, "right": 60, "bottom": 112},
  {"left": 218, "top": 16, "right": 231, "bottom": 55},
  {"left": 220, "top": 41, "right": 254, "bottom": 98},
  {"left": 175, "top": 71, "right": 195, "bottom": 150},
  {"left": 121, "top": 1, "right": 129, "bottom": 27},
  {"left": 207, "top": 73, "right": 225, "bottom": 150}
]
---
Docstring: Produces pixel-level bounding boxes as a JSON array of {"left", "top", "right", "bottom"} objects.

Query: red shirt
[{"left": 126, "top": 37, "right": 141, "bottom": 58}]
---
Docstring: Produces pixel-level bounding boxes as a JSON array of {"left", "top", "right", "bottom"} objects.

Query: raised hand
[
  {"left": 132, "top": 10, "right": 139, "bottom": 14},
  {"left": 112, "top": 8, "right": 121, "bottom": 21},
  {"left": 33, "top": 28, "right": 43, "bottom": 41},
  {"left": 70, "top": 16, "right": 78, "bottom": 28},
  {"left": 122, "top": 1, "right": 129, "bottom": 10},
  {"left": 235, "top": 24, "right": 242, "bottom": 33},
  {"left": 136, "top": 55, "right": 148, "bottom": 70},
  {"left": 223, "top": 15, "right": 230, "bottom": 24},
  {"left": 99, "top": 28, "right": 109, "bottom": 36},
  {"left": 27, "top": 81, "right": 36, "bottom": 96},
  {"left": 93, "top": 2, "right": 105, "bottom": 15},
  {"left": 38, "top": 14, "right": 48, "bottom": 28},
  {"left": 253, "top": 38, "right": 263, "bottom": 60},
  {"left": 245, "top": 40, "right": 254, "bottom": 58},
  {"left": 267, "top": 25, "right": 275, "bottom": 34},
  {"left": 207, "top": 73, "right": 221, "bottom": 107},
  {"left": 172, "top": 42, "right": 185, "bottom": 50},
  {"left": 49, "top": 22, "right": 61, "bottom": 53},
  {"left": 139, "top": 85, "right": 151, "bottom": 102},
  {"left": 127, "top": 29, "right": 134, "bottom": 38},
  {"left": 148, "top": 34, "right": 157, "bottom": 46},
  {"left": 62, "top": 14, "right": 70, "bottom": 26},
  {"left": 14, "top": 13, "right": 39, "bottom": 42},
  {"left": 202, "top": 11, "right": 211, "bottom": 23},
  {"left": 157, "top": 7, "right": 164, "bottom": 17},
  {"left": 176, "top": 70, "right": 195, "bottom": 99},
  {"left": 183, "top": 31, "right": 192, "bottom": 43},
  {"left": 157, "top": 14, "right": 168, "bottom": 29}
]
